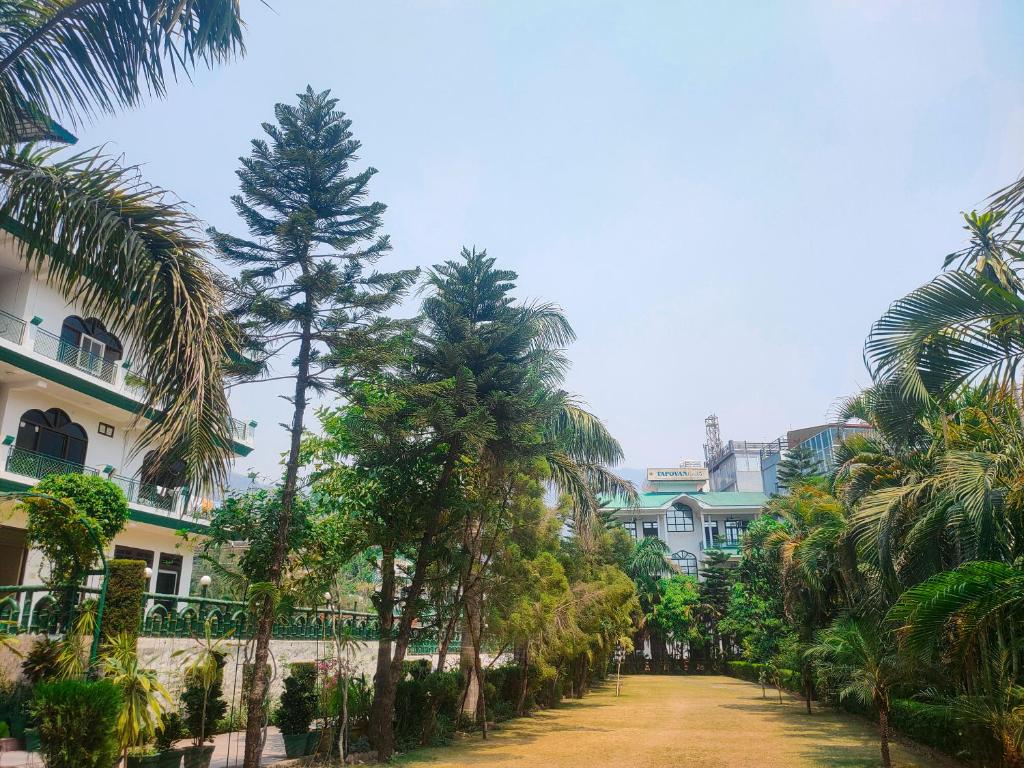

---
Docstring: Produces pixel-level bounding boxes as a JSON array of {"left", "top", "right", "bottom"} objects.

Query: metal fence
[
  {"left": 0, "top": 309, "right": 25, "bottom": 344},
  {"left": 33, "top": 327, "right": 117, "bottom": 383}
]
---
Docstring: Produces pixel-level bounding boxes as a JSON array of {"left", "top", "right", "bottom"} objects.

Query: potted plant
[
  {"left": 154, "top": 711, "right": 187, "bottom": 768},
  {"left": 22, "top": 726, "right": 40, "bottom": 752},
  {"left": 173, "top": 620, "right": 228, "bottom": 768},
  {"left": 0, "top": 721, "right": 17, "bottom": 753},
  {"left": 277, "top": 663, "right": 316, "bottom": 757},
  {"left": 126, "top": 745, "right": 163, "bottom": 768},
  {"left": 100, "top": 634, "right": 171, "bottom": 767}
]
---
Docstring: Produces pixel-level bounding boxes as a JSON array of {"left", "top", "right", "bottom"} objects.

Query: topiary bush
[
  {"left": 23, "top": 474, "right": 129, "bottom": 588},
  {"left": 276, "top": 662, "right": 316, "bottom": 735},
  {"left": 33, "top": 678, "right": 122, "bottom": 768},
  {"left": 181, "top": 653, "right": 227, "bottom": 743},
  {"left": 104, "top": 559, "right": 147, "bottom": 643}
]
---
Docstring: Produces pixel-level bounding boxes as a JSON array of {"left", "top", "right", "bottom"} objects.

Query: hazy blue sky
[{"left": 73, "top": 1, "right": 1024, "bottom": 479}]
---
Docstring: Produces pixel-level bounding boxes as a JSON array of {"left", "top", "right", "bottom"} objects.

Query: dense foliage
[
  {"left": 24, "top": 474, "right": 129, "bottom": 588},
  {"left": 104, "top": 559, "right": 147, "bottom": 643},
  {"left": 33, "top": 679, "right": 123, "bottom": 768}
]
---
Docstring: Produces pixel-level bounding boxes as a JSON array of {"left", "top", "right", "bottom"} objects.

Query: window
[
  {"left": 724, "top": 519, "right": 749, "bottom": 545},
  {"left": 642, "top": 520, "right": 659, "bottom": 538},
  {"left": 671, "top": 550, "right": 698, "bottom": 576},
  {"left": 622, "top": 520, "right": 637, "bottom": 539},
  {"left": 667, "top": 504, "right": 694, "bottom": 532},
  {"left": 59, "top": 316, "right": 123, "bottom": 364},
  {"left": 113, "top": 546, "right": 154, "bottom": 568},
  {"left": 16, "top": 408, "right": 88, "bottom": 465},
  {"left": 98, "top": 422, "right": 115, "bottom": 438}
]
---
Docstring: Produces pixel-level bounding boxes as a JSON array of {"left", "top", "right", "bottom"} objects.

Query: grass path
[{"left": 395, "top": 675, "right": 960, "bottom": 768}]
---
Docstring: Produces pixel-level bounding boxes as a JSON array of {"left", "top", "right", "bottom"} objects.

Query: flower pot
[
  {"left": 181, "top": 745, "right": 215, "bottom": 768},
  {"left": 126, "top": 754, "right": 163, "bottom": 768},
  {"left": 158, "top": 748, "right": 186, "bottom": 768},
  {"left": 281, "top": 732, "right": 309, "bottom": 758},
  {"left": 23, "top": 727, "right": 40, "bottom": 753},
  {"left": 0, "top": 737, "right": 19, "bottom": 753}
]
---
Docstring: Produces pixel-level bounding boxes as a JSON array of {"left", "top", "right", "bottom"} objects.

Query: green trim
[
  {"left": 0, "top": 342, "right": 252, "bottom": 456},
  {"left": 0, "top": 476, "right": 205, "bottom": 532},
  {"left": 128, "top": 508, "right": 205, "bottom": 533}
]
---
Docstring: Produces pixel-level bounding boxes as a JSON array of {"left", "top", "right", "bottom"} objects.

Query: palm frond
[
  {"left": 0, "top": 0, "right": 244, "bottom": 142},
  {"left": 0, "top": 144, "right": 234, "bottom": 490}
]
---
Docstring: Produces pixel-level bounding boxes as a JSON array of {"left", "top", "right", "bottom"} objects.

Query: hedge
[
  {"left": 725, "top": 662, "right": 1000, "bottom": 764},
  {"left": 103, "top": 559, "right": 147, "bottom": 643},
  {"left": 724, "top": 661, "right": 801, "bottom": 693}
]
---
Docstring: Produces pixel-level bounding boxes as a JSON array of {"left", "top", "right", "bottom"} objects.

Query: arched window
[
  {"left": 140, "top": 450, "right": 186, "bottom": 489},
  {"left": 15, "top": 408, "right": 88, "bottom": 466},
  {"left": 667, "top": 503, "right": 695, "bottom": 532},
  {"left": 670, "top": 550, "right": 698, "bottom": 577},
  {"left": 60, "top": 316, "right": 123, "bottom": 368},
  {"left": 138, "top": 450, "right": 186, "bottom": 511}
]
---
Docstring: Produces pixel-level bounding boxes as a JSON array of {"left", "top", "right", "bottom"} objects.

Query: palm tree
[
  {"left": 625, "top": 536, "right": 671, "bottom": 667},
  {"left": 806, "top": 617, "right": 908, "bottom": 768},
  {"left": 764, "top": 482, "right": 850, "bottom": 712},
  {"left": 0, "top": 0, "right": 245, "bottom": 488},
  {"left": 101, "top": 633, "right": 171, "bottom": 762}
]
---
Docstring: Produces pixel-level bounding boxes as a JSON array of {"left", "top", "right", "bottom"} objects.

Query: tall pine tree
[{"left": 210, "top": 87, "right": 417, "bottom": 768}]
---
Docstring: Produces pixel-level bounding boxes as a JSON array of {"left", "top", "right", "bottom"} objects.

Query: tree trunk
[
  {"left": 516, "top": 645, "right": 529, "bottom": 715},
  {"left": 804, "top": 674, "right": 812, "bottom": 715},
  {"left": 241, "top": 317, "right": 313, "bottom": 768},
  {"left": 878, "top": 707, "right": 892, "bottom": 768},
  {"left": 369, "top": 545, "right": 396, "bottom": 758}
]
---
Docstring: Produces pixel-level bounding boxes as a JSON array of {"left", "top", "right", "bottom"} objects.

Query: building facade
[
  {"left": 706, "top": 440, "right": 770, "bottom": 492},
  {"left": 0, "top": 235, "right": 256, "bottom": 598},
  {"left": 760, "top": 421, "right": 873, "bottom": 495},
  {"left": 602, "top": 463, "right": 767, "bottom": 575}
]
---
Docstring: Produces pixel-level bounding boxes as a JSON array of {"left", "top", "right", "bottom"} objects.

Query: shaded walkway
[{"left": 394, "top": 675, "right": 958, "bottom": 768}]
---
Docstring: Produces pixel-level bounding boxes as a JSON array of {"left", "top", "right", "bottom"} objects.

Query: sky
[{"left": 71, "top": 1, "right": 1024, "bottom": 480}]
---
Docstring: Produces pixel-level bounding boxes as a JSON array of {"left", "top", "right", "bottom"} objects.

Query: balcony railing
[
  {"left": 33, "top": 327, "right": 117, "bottom": 384},
  {"left": 230, "top": 417, "right": 255, "bottom": 443},
  {"left": 0, "top": 309, "right": 25, "bottom": 344},
  {"left": 5, "top": 445, "right": 186, "bottom": 515},
  {"left": 5, "top": 444, "right": 97, "bottom": 480}
]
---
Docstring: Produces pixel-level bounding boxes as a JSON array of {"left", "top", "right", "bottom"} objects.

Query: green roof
[
  {"left": 601, "top": 490, "right": 768, "bottom": 511},
  {"left": 693, "top": 492, "right": 769, "bottom": 508}
]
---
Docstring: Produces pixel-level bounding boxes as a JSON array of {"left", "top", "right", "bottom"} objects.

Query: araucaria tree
[{"left": 210, "top": 87, "right": 416, "bottom": 768}]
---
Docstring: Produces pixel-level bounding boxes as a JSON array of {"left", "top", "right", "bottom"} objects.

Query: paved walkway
[
  {"left": 0, "top": 727, "right": 286, "bottom": 767},
  {"left": 393, "top": 675, "right": 959, "bottom": 768}
]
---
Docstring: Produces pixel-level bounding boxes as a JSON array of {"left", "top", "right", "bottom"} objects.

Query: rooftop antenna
[{"left": 703, "top": 414, "right": 722, "bottom": 464}]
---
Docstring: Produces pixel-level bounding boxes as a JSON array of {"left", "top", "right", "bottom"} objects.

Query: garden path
[{"left": 392, "top": 675, "right": 959, "bottom": 768}]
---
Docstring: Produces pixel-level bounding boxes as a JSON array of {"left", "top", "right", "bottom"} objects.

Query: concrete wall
[{"left": 0, "top": 634, "right": 497, "bottom": 711}]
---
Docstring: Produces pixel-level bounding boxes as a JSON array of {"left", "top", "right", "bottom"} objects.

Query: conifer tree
[
  {"left": 776, "top": 445, "right": 823, "bottom": 491},
  {"left": 209, "top": 87, "right": 417, "bottom": 768}
]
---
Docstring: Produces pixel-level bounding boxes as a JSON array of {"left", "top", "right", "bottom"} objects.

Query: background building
[
  {"left": 602, "top": 461, "right": 767, "bottom": 576},
  {"left": 703, "top": 414, "right": 769, "bottom": 492},
  {"left": 760, "top": 421, "right": 873, "bottom": 495}
]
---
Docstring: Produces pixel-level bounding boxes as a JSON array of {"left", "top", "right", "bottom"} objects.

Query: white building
[
  {"left": 0, "top": 235, "right": 256, "bottom": 599},
  {"left": 602, "top": 462, "right": 767, "bottom": 574}
]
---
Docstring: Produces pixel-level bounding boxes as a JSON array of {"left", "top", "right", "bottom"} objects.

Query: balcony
[
  {"left": 0, "top": 309, "right": 25, "bottom": 344},
  {"left": 4, "top": 445, "right": 188, "bottom": 517},
  {"left": 32, "top": 326, "right": 117, "bottom": 384}
]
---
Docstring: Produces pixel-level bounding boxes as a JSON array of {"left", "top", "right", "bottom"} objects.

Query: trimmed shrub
[
  {"left": 33, "top": 678, "right": 122, "bottom": 768},
  {"left": 182, "top": 654, "right": 227, "bottom": 743},
  {"left": 394, "top": 669, "right": 460, "bottom": 749},
  {"left": 104, "top": 559, "right": 147, "bottom": 643},
  {"left": 276, "top": 662, "right": 317, "bottom": 735}
]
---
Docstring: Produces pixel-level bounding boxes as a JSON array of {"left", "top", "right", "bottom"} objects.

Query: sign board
[{"left": 647, "top": 466, "right": 709, "bottom": 482}]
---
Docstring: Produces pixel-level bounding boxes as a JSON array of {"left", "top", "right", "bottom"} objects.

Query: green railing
[
  {"left": 141, "top": 593, "right": 381, "bottom": 641},
  {"left": 5, "top": 446, "right": 187, "bottom": 515},
  {"left": 0, "top": 309, "right": 25, "bottom": 344},
  {"left": 6, "top": 445, "right": 96, "bottom": 480},
  {"left": 33, "top": 327, "right": 117, "bottom": 383},
  {"left": 2, "top": 586, "right": 478, "bottom": 651},
  {"left": 230, "top": 418, "right": 255, "bottom": 443},
  {"left": 0, "top": 584, "right": 101, "bottom": 636}
]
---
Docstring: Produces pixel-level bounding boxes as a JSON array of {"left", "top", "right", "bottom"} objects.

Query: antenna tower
[{"left": 703, "top": 414, "right": 722, "bottom": 464}]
